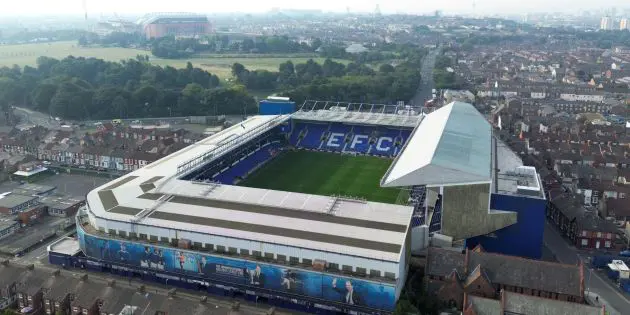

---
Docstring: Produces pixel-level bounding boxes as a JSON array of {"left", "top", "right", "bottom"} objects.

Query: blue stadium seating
[
  {"left": 296, "top": 123, "right": 328, "bottom": 149},
  {"left": 291, "top": 121, "right": 413, "bottom": 157},
  {"left": 429, "top": 195, "right": 443, "bottom": 233},
  {"left": 213, "top": 141, "right": 283, "bottom": 185}
]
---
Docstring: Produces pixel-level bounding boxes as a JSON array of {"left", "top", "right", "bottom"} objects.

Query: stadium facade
[
  {"left": 54, "top": 100, "right": 546, "bottom": 314},
  {"left": 137, "top": 13, "right": 211, "bottom": 39}
]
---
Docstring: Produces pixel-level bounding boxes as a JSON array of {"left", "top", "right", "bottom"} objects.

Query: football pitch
[{"left": 240, "top": 150, "right": 405, "bottom": 204}]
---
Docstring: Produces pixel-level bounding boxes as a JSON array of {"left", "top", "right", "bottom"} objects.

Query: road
[
  {"left": 410, "top": 49, "right": 439, "bottom": 106},
  {"left": 544, "top": 221, "right": 626, "bottom": 314},
  {"left": 12, "top": 230, "right": 76, "bottom": 265}
]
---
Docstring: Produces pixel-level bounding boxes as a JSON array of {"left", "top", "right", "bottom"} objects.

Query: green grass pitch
[{"left": 239, "top": 150, "right": 405, "bottom": 204}]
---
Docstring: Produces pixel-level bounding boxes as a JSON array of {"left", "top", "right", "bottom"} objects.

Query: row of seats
[
  {"left": 428, "top": 195, "right": 443, "bottom": 233},
  {"left": 290, "top": 122, "right": 412, "bottom": 157},
  {"left": 213, "top": 141, "right": 283, "bottom": 185}
]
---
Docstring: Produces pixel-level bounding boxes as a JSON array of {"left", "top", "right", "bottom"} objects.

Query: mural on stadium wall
[{"left": 77, "top": 229, "right": 396, "bottom": 310}]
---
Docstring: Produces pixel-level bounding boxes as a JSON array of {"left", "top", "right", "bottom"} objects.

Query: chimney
[
  {"left": 107, "top": 279, "right": 116, "bottom": 287},
  {"left": 167, "top": 288, "right": 176, "bottom": 298}
]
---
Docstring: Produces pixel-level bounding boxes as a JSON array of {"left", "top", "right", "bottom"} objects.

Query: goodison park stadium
[{"left": 49, "top": 99, "right": 546, "bottom": 314}]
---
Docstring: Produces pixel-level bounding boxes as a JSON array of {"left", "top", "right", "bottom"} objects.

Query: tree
[
  {"left": 379, "top": 64, "right": 395, "bottom": 73},
  {"left": 231, "top": 63, "right": 246, "bottom": 78},
  {"left": 77, "top": 36, "right": 88, "bottom": 47}
]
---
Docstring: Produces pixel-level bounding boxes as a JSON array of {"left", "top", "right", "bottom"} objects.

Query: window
[
  {"left": 342, "top": 265, "right": 353, "bottom": 273},
  {"left": 216, "top": 245, "right": 226, "bottom": 253},
  {"left": 139, "top": 233, "right": 147, "bottom": 240},
  {"left": 607, "top": 233, "right": 613, "bottom": 239},
  {"left": 160, "top": 237, "right": 169, "bottom": 243},
  {"left": 204, "top": 243, "right": 214, "bottom": 251},
  {"left": 328, "top": 263, "right": 339, "bottom": 271},
  {"left": 252, "top": 250, "right": 262, "bottom": 257},
  {"left": 108, "top": 229, "right": 116, "bottom": 235},
  {"left": 582, "top": 231, "right": 587, "bottom": 237},
  {"left": 193, "top": 242, "right": 202, "bottom": 249},
  {"left": 228, "top": 247, "right": 238, "bottom": 254},
  {"left": 264, "top": 252, "right": 274, "bottom": 259},
  {"left": 384, "top": 272, "right": 396, "bottom": 280},
  {"left": 356, "top": 267, "right": 367, "bottom": 276},
  {"left": 581, "top": 239, "right": 588, "bottom": 246},
  {"left": 597, "top": 232, "right": 602, "bottom": 238},
  {"left": 240, "top": 249, "right": 250, "bottom": 256},
  {"left": 302, "top": 258, "right": 312, "bottom": 266},
  {"left": 118, "top": 230, "right": 126, "bottom": 238},
  {"left": 289, "top": 256, "right": 300, "bottom": 265},
  {"left": 370, "top": 269, "right": 381, "bottom": 278},
  {"left": 605, "top": 241, "right": 611, "bottom": 248},
  {"left": 277, "top": 254, "right": 286, "bottom": 262},
  {"left": 149, "top": 235, "right": 158, "bottom": 242}
]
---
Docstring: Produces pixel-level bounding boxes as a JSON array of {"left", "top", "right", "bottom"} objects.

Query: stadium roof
[
  {"left": 381, "top": 101, "right": 492, "bottom": 187},
  {"left": 86, "top": 114, "right": 413, "bottom": 262},
  {"left": 291, "top": 100, "right": 429, "bottom": 128}
]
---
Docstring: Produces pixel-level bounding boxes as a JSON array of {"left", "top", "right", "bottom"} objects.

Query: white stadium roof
[
  {"left": 381, "top": 101, "right": 493, "bottom": 187},
  {"left": 86, "top": 114, "right": 413, "bottom": 262}
]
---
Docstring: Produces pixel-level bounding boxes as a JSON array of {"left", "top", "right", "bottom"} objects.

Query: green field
[
  {"left": 0, "top": 41, "right": 346, "bottom": 79},
  {"left": 240, "top": 151, "right": 404, "bottom": 204}
]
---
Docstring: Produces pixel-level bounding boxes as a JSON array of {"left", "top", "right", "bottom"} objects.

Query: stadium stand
[
  {"left": 410, "top": 186, "right": 427, "bottom": 227},
  {"left": 213, "top": 141, "right": 283, "bottom": 184},
  {"left": 290, "top": 121, "right": 413, "bottom": 157},
  {"left": 429, "top": 195, "right": 443, "bottom": 233}
]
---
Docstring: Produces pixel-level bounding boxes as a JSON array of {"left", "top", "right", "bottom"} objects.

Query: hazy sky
[{"left": 1, "top": 0, "right": 629, "bottom": 16}]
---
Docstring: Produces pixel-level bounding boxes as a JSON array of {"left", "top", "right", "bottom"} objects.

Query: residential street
[
  {"left": 544, "top": 221, "right": 626, "bottom": 314},
  {"left": 410, "top": 49, "right": 439, "bottom": 106}
]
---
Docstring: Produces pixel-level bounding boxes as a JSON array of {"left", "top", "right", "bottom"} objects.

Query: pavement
[
  {"left": 544, "top": 221, "right": 628, "bottom": 313},
  {"left": 409, "top": 49, "right": 439, "bottom": 106},
  {"left": 585, "top": 291, "right": 621, "bottom": 315}
]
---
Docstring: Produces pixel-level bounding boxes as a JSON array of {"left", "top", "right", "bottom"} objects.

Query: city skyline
[{"left": 2, "top": 0, "right": 630, "bottom": 17}]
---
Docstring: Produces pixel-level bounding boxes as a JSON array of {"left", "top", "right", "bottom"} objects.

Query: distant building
[
  {"left": 621, "top": 18, "right": 630, "bottom": 30},
  {"left": 137, "top": 13, "right": 212, "bottom": 39},
  {"left": 600, "top": 16, "right": 614, "bottom": 30},
  {"left": 345, "top": 43, "right": 368, "bottom": 54},
  {"left": 94, "top": 19, "right": 138, "bottom": 37}
]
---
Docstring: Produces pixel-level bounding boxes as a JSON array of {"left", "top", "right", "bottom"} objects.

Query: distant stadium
[
  {"left": 55, "top": 98, "right": 546, "bottom": 314},
  {"left": 137, "top": 12, "right": 211, "bottom": 39}
]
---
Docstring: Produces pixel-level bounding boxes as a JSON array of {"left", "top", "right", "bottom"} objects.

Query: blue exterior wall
[
  {"left": 466, "top": 194, "right": 546, "bottom": 259},
  {"left": 75, "top": 225, "right": 397, "bottom": 314},
  {"left": 259, "top": 101, "right": 296, "bottom": 115}
]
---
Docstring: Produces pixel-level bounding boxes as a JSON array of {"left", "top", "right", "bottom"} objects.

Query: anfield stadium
[
  {"left": 137, "top": 12, "right": 211, "bottom": 39},
  {"left": 51, "top": 99, "right": 546, "bottom": 314}
]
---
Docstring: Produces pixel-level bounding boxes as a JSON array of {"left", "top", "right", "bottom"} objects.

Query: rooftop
[
  {"left": 48, "top": 237, "right": 81, "bottom": 256},
  {"left": 39, "top": 195, "right": 84, "bottom": 210},
  {"left": 0, "top": 193, "right": 38, "bottom": 209},
  {"left": 381, "top": 101, "right": 493, "bottom": 187},
  {"left": 467, "top": 291, "right": 603, "bottom": 315}
]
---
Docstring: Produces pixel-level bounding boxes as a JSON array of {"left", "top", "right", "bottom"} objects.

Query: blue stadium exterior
[
  {"left": 61, "top": 223, "right": 398, "bottom": 314},
  {"left": 466, "top": 193, "right": 547, "bottom": 259}
]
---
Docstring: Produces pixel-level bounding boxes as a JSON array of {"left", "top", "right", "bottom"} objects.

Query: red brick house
[
  {"left": 425, "top": 246, "right": 585, "bottom": 310},
  {"left": 547, "top": 190, "right": 623, "bottom": 250}
]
